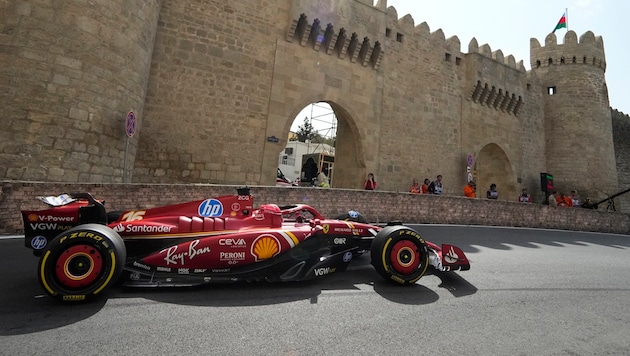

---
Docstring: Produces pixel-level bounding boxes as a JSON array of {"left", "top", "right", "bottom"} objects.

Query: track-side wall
[{"left": 1, "top": 182, "right": 627, "bottom": 235}]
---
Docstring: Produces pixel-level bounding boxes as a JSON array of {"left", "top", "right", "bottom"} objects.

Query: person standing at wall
[
  {"left": 421, "top": 178, "right": 430, "bottom": 194},
  {"left": 548, "top": 191, "right": 558, "bottom": 206},
  {"left": 409, "top": 179, "right": 421, "bottom": 194},
  {"left": 464, "top": 180, "right": 476, "bottom": 198},
  {"left": 486, "top": 184, "right": 499, "bottom": 199},
  {"left": 317, "top": 171, "right": 329, "bottom": 188},
  {"left": 570, "top": 190, "right": 580, "bottom": 207},
  {"left": 428, "top": 175, "right": 444, "bottom": 195},
  {"left": 557, "top": 192, "right": 573, "bottom": 207},
  {"left": 364, "top": 173, "right": 377, "bottom": 190},
  {"left": 518, "top": 188, "right": 532, "bottom": 203}
]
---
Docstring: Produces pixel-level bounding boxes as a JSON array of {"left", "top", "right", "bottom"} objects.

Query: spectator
[
  {"left": 316, "top": 171, "right": 329, "bottom": 188},
  {"left": 363, "top": 173, "right": 377, "bottom": 190},
  {"left": 564, "top": 194, "right": 573, "bottom": 207},
  {"left": 464, "top": 180, "right": 476, "bottom": 198},
  {"left": 428, "top": 175, "right": 444, "bottom": 195},
  {"left": 548, "top": 191, "right": 558, "bottom": 206},
  {"left": 409, "top": 179, "right": 421, "bottom": 194},
  {"left": 557, "top": 193, "right": 573, "bottom": 207},
  {"left": 486, "top": 183, "right": 499, "bottom": 199},
  {"left": 421, "top": 178, "right": 430, "bottom": 194},
  {"left": 570, "top": 190, "right": 580, "bottom": 207},
  {"left": 518, "top": 188, "right": 532, "bottom": 203}
]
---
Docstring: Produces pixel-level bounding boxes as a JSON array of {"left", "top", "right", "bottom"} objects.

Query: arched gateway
[{"left": 474, "top": 144, "right": 517, "bottom": 201}]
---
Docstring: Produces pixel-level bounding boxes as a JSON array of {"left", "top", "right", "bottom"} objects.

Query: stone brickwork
[
  {"left": 0, "top": 0, "right": 161, "bottom": 182},
  {"left": 612, "top": 109, "right": 630, "bottom": 213},
  {"left": 1, "top": 181, "right": 628, "bottom": 235},
  {"left": 0, "top": 0, "right": 625, "bottom": 209},
  {"left": 133, "top": 0, "right": 289, "bottom": 184},
  {"left": 531, "top": 31, "right": 618, "bottom": 202}
]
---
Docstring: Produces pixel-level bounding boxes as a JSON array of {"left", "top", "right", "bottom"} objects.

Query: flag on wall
[{"left": 553, "top": 12, "right": 567, "bottom": 33}]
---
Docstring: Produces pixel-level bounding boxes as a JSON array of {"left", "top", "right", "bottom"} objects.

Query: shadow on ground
[
  {"left": 0, "top": 243, "right": 475, "bottom": 336},
  {"left": 412, "top": 224, "right": 630, "bottom": 254}
]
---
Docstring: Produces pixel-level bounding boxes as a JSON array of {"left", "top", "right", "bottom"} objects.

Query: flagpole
[{"left": 566, "top": 8, "right": 569, "bottom": 31}]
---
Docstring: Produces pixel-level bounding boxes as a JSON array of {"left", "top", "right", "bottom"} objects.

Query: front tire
[
  {"left": 38, "top": 224, "right": 126, "bottom": 302},
  {"left": 371, "top": 226, "right": 429, "bottom": 285}
]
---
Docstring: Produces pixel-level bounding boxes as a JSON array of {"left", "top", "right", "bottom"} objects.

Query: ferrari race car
[{"left": 21, "top": 188, "right": 470, "bottom": 302}]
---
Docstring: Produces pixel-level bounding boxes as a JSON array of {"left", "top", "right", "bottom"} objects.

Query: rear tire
[
  {"left": 38, "top": 224, "right": 126, "bottom": 302},
  {"left": 370, "top": 226, "right": 429, "bottom": 285}
]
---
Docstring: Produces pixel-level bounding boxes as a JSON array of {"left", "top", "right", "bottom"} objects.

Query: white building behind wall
[{"left": 278, "top": 140, "right": 335, "bottom": 182}]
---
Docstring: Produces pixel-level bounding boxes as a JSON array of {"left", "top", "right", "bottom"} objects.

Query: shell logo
[
  {"left": 28, "top": 214, "right": 38, "bottom": 222},
  {"left": 251, "top": 234, "right": 281, "bottom": 261}
]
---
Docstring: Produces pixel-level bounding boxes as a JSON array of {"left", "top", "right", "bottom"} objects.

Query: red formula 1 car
[{"left": 21, "top": 188, "right": 470, "bottom": 302}]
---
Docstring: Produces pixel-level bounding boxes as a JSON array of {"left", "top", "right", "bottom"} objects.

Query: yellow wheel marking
[
  {"left": 39, "top": 251, "right": 55, "bottom": 295},
  {"left": 381, "top": 238, "right": 392, "bottom": 273}
]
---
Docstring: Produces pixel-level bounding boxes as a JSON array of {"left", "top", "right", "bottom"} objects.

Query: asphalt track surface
[{"left": 1, "top": 225, "right": 629, "bottom": 356}]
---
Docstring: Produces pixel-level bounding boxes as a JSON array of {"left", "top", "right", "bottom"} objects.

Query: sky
[
  {"left": 386, "top": 0, "right": 629, "bottom": 114},
  {"left": 292, "top": 0, "right": 629, "bottom": 135}
]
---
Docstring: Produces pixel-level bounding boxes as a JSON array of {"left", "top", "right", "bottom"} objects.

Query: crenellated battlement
[
  {"left": 285, "top": 1, "right": 527, "bottom": 72},
  {"left": 466, "top": 38, "right": 526, "bottom": 71},
  {"left": 384, "top": 5, "right": 524, "bottom": 71},
  {"left": 612, "top": 108, "right": 630, "bottom": 120},
  {"left": 384, "top": 6, "right": 461, "bottom": 51},
  {"left": 530, "top": 30, "right": 606, "bottom": 71}
]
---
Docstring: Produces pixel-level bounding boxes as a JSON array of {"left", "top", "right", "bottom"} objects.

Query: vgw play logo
[{"left": 198, "top": 199, "right": 223, "bottom": 217}]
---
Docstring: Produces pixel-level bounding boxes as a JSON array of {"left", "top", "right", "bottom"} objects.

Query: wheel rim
[
  {"left": 389, "top": 240, "right": 420, "bottom": 275},
  {"left": 55, "top": 245, "right": 104, "bottom": 289}
]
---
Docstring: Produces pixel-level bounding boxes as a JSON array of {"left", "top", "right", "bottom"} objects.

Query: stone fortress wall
[
  {"left": 0, "top": 0, "right": 628, "bottom": 213},
  {"left": 0, "top": 0, "right": 162, "bottom": 181},
  {"left": 530, "top": 31, "right": 618, "bottom": 206},
  {"left": 612, "top": 109, "right": 630, "bottom": 213}
]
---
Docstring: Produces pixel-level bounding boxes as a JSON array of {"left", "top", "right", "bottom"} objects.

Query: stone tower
[
  {"left": 531, "top": 31, "right": 618, "bottom": 200},
  {"left": 0, "top": 1, "right": 161, "bottom": 182}
]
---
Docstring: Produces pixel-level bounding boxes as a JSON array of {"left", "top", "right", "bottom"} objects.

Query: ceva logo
[{"left": 198, "top": 199, "right": 223, "bottom": 217}]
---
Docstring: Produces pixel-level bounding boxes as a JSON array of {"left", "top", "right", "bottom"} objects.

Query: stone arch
[
  {"left": 474, "top": 143, "right": 517, "bottom": 200},
  {"left": 276, "top": 99, "right": 365, "bottom": 189}
]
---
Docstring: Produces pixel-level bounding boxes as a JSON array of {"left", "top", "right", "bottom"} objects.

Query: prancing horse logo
[{"left": 444, "top": 246, "right": 459, "bottom": 264}]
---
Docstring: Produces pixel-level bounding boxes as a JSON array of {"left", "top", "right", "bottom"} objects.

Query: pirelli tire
[
  {"left": 38, "top": 224, "right": 126, "bottom": 302},
  {"left": 370, "top": 225, "right": 429, "bottom": 285}
]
